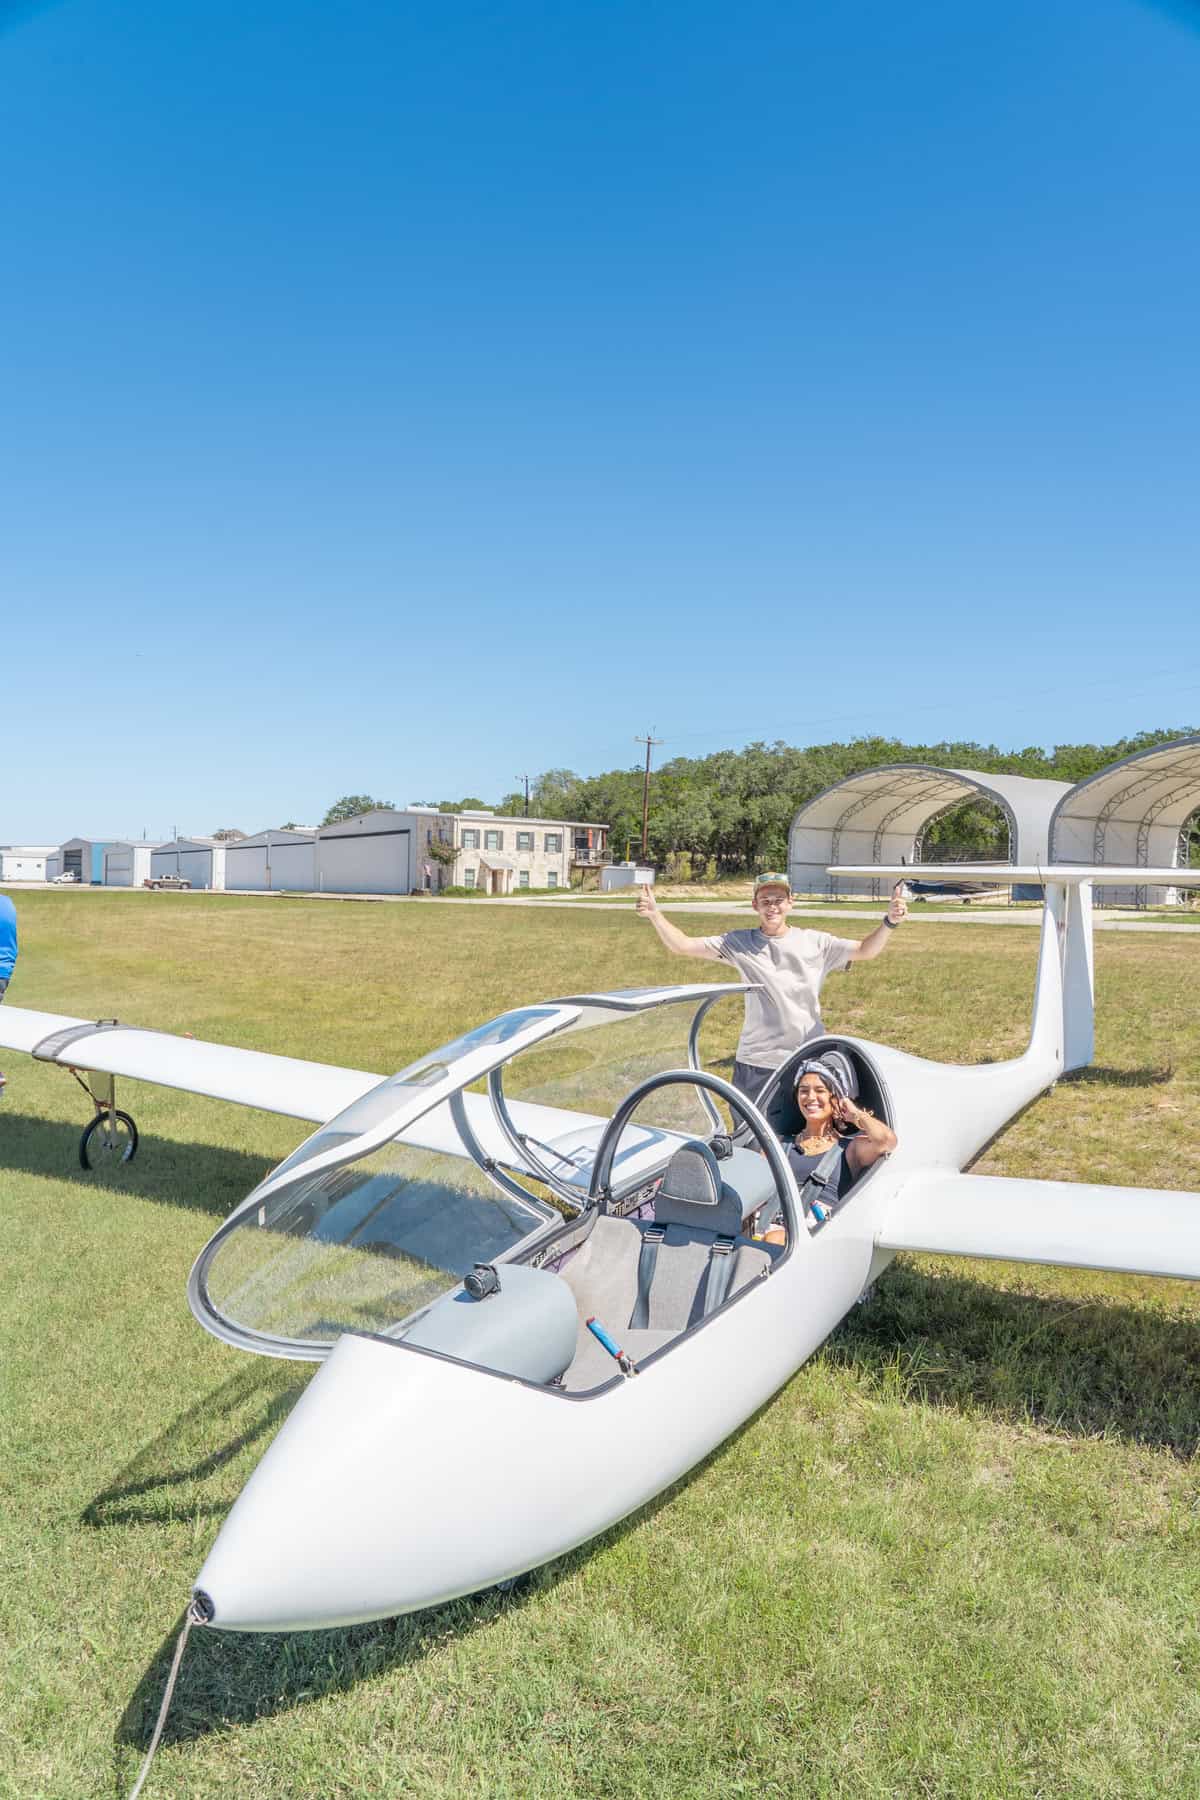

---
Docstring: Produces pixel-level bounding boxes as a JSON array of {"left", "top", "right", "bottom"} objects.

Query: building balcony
[{"left": 570, "top": 848, "right": 612, "bottom": 865}]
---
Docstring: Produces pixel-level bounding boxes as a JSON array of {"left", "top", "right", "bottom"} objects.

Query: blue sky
[{"left": 2, "top": 0, "right": 1198, "bottom": 841}]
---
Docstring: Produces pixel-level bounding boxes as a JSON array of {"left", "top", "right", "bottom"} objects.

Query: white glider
[{"left": 1, "top": 868, "right": 1196, "bottom": 1633}]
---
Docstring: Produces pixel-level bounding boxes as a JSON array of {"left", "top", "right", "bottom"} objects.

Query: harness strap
[
  {"left": 630, "top": 1226, "right": 666, "bottom": 1329},
  {"left": 699, "top": 1236, "right": 737, "bottom": 1319},
  {"left": 800, "top": 1142, "right": 845, "bottom": 1220}
]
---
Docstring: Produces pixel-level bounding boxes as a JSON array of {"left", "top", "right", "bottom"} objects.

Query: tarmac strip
[
  {"left": 9, "top": 882, "right": 1198, "bottom": 933},
  {"left": 411, "top": 897, "right": 1200, "bottom": 933}
]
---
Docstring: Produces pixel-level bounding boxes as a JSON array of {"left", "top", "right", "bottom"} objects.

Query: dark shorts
[
  {"left": 731, "top": 1059, "right": 776, "bottom": 1105},
  {"left": 0, "top": 977, "right": 8, "bottom": 1002}
]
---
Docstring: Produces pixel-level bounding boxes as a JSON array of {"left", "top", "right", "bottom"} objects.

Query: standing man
[
  {"left": 0, "top": 889, "right": 16, "bottom": 1094},
  {"left": 636, "top": 871, "right": 907, "bottom": 1103}
]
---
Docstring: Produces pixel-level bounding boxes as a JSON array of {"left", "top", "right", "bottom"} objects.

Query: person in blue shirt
[
  {"left": 0, "top": 890, "right": 16, "bottom": 1092},
  {"left": 0, "top": 892, "right": 16, "bottom": 998}
]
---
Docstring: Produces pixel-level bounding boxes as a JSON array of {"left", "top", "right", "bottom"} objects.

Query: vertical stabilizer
[
  {"left": 1062, "top": 880, "right": 1095, "bottom": 1072},
  {"left": 1028, "top": 883, "right": 1065, "bottom": 1072}
]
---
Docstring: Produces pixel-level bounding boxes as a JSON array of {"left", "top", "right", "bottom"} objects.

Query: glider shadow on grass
[
  {"left": 0, "top": 1112, "right": 273, "bottom": 1216},
  {"left": 830, "top": 1261, "right": 1200, "bottom": 1459},
  {"left": 1059, "top": 1062, "right": 1174, "bottom": 1088},
  {"left": 113, "top": 1265, "right": 1200, "bottom": 1762},
  {"left": 82, "top": 1363, "right": 308, "bottom": 1531}
]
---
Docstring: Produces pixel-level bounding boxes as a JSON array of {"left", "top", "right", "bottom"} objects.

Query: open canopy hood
[{"left": 187, "top": 984, "right": 749, "bottom": 1360}]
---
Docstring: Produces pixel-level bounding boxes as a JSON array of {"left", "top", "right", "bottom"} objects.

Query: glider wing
[
  {"left": 829, "top": 862, "right": 1200, "bottom": 886},
  {"left": 878, "top": 1170, "right": 1200, "bottom": 1282},
  {"left": 0, "top": 1004, "right": 383, "bottom": 1124}
]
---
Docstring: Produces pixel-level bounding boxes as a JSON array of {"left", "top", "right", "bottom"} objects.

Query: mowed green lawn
[{"left": 2, "top": 889, "right": 1199, "bottom": 1799}]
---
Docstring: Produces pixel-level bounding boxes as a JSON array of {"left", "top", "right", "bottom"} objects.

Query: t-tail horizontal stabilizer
[{"left": 878, "top": 1171, "right": 1200, "bottom": 1283}]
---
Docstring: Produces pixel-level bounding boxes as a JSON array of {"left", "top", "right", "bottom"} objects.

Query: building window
[
  {"left": 516, "top": 831, "right": 533, "bottom": 851},
  {"left": 545, "top": 832, "right": 562, "bottom": 853},
  {"left": 485, "top": 830, "right": 503, "bottom": 851},
  {"left": 547, "top": 870, "right": 559, "bottom": 888},
  {"left": 464, "top": 868, "right": 476, "bottom": 889},
  {"left": 519, "top": 870, "right": 530, "bottom": 888},
  {"left": 461, "top": 829, "right": 479, "bottom": 849}
]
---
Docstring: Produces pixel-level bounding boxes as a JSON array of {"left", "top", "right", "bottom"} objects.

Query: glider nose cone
[{"left": 193, "top": 1333, "right": 552, "bottom": 1633}]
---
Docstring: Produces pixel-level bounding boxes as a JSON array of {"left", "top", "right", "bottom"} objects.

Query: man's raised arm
[
  {"left": 846, "top": 882, "right": 909, "bottom": 962},
  {"left": 635, "top": 885, "right": 722, "bottom": 961}
]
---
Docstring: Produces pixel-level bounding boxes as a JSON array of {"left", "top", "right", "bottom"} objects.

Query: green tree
[{"left": 321, "top": 795, "right": 395, "bottom": 826}]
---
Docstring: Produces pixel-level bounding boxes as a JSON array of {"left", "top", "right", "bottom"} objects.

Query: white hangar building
[
  {"left": 103, "top": 843, "right": 161, "bottom": 887},
  {"left": 150, "top": 838, "right": 228, "bottom": 891},
  {"left": 58, "top": 836, "right": 129, "bottom": 885},
  {"left": 788, "top": 766, "right": 1073, "bottom": 899},
  {"left": 315, "top": 811, "right": 417, "bottom": 894},
  {"left": 225, "top": 830, "right": 317, "bottom": 893},
  {"left": 1050, "top": 734, "right": 1200, "bottom": 906},
  {"left": 1, "top": 845, "right": 57, "bottom": 882}
]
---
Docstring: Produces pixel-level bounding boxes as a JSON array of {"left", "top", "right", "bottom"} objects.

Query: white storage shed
[
  {"left": 225, "top": 830, "right": 317, "bottom": 893},
  {"left": 316, "top": 810, "right": 415, "bottom": 894},
  {"left": 600, "top": 863, "right": 655, "bottom": 891},
  {"left": 151, "top": 838, "right": 228, "bottom": 891},
  {"left": 1, "top": 845, "right": 57, "bottom": 882},
  {"left": 103, "top": 843, "right": 160, "bottom": 887}
]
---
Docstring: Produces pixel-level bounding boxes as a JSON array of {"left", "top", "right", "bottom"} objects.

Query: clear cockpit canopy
[{"left": 187, "top": 984, "right": 749, "bottom": 1359}]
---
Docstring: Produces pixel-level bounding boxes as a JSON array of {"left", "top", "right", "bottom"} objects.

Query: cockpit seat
[
  {"left": 558, "top": 1139, "right": 777, "bottom": 1389},
  {"left": 630, "top": 1139, "right": 747, "bottom": 1329}
]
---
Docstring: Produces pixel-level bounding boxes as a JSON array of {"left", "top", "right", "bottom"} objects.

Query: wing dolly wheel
[
  {"left": 65, "top": 1064, "right": 140, "bottom": 1170},
  {"left": 80, "top": 1108, "right": 139, "bottom": 1169}
]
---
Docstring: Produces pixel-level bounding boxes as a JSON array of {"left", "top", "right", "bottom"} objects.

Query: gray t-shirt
[{"left": 703, "top": 926, "right": 857, "bottom": 1069}]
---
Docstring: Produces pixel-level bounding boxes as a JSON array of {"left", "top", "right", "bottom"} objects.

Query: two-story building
[{"left": 414, "top": 809, "right": 610, "bottom": 893}]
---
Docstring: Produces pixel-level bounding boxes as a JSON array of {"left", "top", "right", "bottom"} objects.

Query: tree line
[
  {"left": 315, "top": 726, "right": 1199, "bottom": 875},
  {"left": 487, "top": 728, "right": 1200, "bottom": 874}
]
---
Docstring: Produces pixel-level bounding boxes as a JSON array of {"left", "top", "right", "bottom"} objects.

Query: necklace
[{"left": 798, "top": 1131, "right": 836, "bottom": 1152}]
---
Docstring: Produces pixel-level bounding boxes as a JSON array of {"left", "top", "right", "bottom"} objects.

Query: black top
[{"left": 784, "top": 1136, "right": 858, "bottom": 1213}]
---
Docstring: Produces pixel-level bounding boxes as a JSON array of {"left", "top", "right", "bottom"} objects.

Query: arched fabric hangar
[
  {"left": 788, "top": 766, "right": 1073, "bottom": 898},
  {"left": 1050, "top": 735, "right": 1200, "bottom": 905}
]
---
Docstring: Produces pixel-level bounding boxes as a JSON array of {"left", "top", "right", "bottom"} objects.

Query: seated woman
[{"left": 761, "top": 1055, "right": 897, "bottom": 1244}]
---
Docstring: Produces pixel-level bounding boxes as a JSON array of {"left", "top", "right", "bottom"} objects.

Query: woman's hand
[
  {"left": 832, "top": 1094, "right": 870, "bottom": 1131},
  {"left": 636, "top": 884, "right": 659, "bottom": 918},
  {"left": 837, "top": 1094, "right": 898, "bottom": 1169}
]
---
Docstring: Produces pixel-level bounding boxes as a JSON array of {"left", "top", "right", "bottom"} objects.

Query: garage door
[
  {"left": 225, "top": 845, "right": 267, "bottom": 891},
  {"left": 271, "top": 842, "right": 316, "bottom": 891},
  {"left": 179, "top": 850, "right": 214, "bottom": 889},
  {"left": 318, "top": 829, "right": 411, "bottom": 894},
  {"left": 106, "top": 849, "right": 134, "bottom": 886}
]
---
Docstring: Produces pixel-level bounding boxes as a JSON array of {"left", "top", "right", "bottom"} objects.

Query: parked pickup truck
[{"left": 144, "top": 874, "right": 192, "bottom": 890}]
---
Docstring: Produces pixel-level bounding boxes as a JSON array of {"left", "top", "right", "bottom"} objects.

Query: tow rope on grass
[{"left": 126, "top": 1596, "right": 209, "bottom": 1800}]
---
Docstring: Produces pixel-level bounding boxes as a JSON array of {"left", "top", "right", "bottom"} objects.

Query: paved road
[
  {"left": 7, "top": 881, "right": 1197, "bottom": 933},
  {"left": 412, "top": 896, "right": 1200, "bottom": 933}
]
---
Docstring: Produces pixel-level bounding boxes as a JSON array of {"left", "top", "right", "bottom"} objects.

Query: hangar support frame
[{"left": 788, "top": 765, "right": 1069, "bottom": 899}]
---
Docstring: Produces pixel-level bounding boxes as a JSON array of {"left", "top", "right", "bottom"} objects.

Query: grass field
[{"left": 2, "top": 889, "right": 1199, "bottom": 1799}]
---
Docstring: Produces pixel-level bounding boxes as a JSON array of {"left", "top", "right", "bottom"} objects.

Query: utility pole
[
  {"left": 634, "top": 732, "right": 662, "bottom": 862},
  {"left": 516, "top": 774, "right": 530, "bottom": 817}
]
